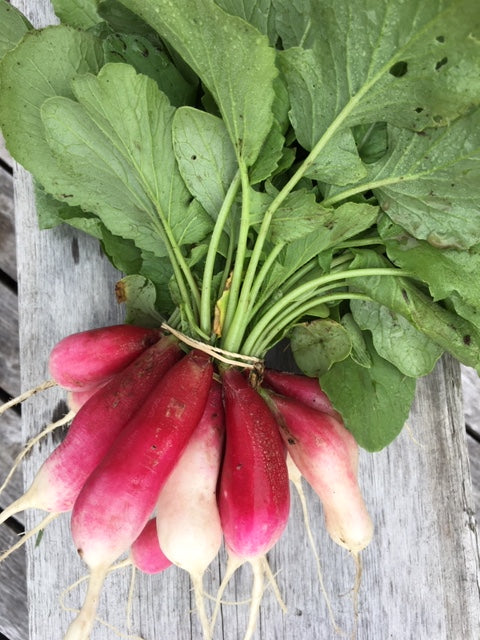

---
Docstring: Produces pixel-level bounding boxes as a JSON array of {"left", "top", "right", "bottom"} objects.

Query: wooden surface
[{"left": 1, "top": 1, "right": 480, "bottom": 638}]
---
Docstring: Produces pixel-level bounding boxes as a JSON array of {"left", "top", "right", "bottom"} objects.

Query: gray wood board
[
  {"left": 0, "top": 281, "right": 20, "bottom": 397},
  {"left": 0, "top": 164, "right": 16, "bottom": 279}
]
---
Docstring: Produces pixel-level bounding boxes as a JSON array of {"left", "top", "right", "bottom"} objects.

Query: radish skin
[
  {"left": 49, "top": 324, "right": 162, "bottom": 391},
  {"left": 215, "top": 368, "right": 290, "bottom": 640},
  {"left": 65, "top": 349, "right": 213, "bottom": 640},
  {"left": 0, "top": 335, "right": 182, "bottom": 525},
  {"left": 263, "top": 369, "right": 336, "bottom": 416},
  {"left": 266, "top": 392, "right": 373, "bottom": 554},
  {"left": 156, "top": 380, "right": 224, "bottom": 639}
]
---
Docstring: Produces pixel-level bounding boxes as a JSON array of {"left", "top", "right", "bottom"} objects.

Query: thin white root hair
[
  {"left": 261, "top": 556, "right": 287, "bottom": 613},
  {"left": 64, "top": 565, "right": 110, "bottom": 640},
  {"left": 0, "top": 512, "right": 58, "bottom": 563},
  {"left": 126, "top": 564, "right": 137, "bottom": 632},
  {"left": 287, "top": 456, "right": 343, "bottom": 635},
  {"left": 350, "top": 552, "right": 363, "bottom": 640},
  {"left": 243, "top": 558, "right": 264, "bottom": 640},
  {"left": 0, "top": 410, "right": 74, "bottom": 498},
  {"left": 0, "top": 380, "right": 57, "bottom": 416},
  {"left": 191, "top": 573, "right": 213, "bottom": 640},
  {"left": 210, "top": 553, "right": 243, "bottom": 636}
]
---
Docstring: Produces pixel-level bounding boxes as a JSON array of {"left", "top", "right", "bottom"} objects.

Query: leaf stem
[
  {"left": 221, "top": 163, "right": 251, "bottom": 339},
  {"left": 241, "top": 267, "right": 411, "bottom": 355},
  {"left": 200, "top": 171, "right": 241, "bottom": 335},
  {"left": 253, "top": 292, "right": 372, "bottom": 356}
]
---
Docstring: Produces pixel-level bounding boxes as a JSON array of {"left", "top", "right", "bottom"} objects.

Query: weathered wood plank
[
  {"left": 0, "top": 522, "right": 28, "bottom": 640},
  {"left": 0, "top": 408, "right": 24, "bottom": 513},
  {"left": 0, "top": 281, "right": 20, "bottom": 397},
  {"left": 467, "top": 438, "right": 480, "bottom": 527},
  {"left": 0, "top": 165, "right": 16, "bottom": 279},
  {"left": 463, "top": 365, "right": 480, "bottom": 438}
]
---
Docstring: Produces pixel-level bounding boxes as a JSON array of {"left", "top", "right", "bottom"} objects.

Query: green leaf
[
  {"left": 0, "top": 0, "right": 31, "bottom": 61},
  {"left": 115, "top": 275, "right": 161, "bottom": 327},
  {"left": 214, "top": 0, "right": 277, "bottom": 44},
  {"left": 282, "top": 0, "right": 480, "bottom": 136},
  {"left": 40, "top": 63, "right": 206, "bottom": 257},
  {"left": 97, "top": 0, "right": 163, "bottom": 40},
  {"left": 51, "top": 0, "right": 102, "bottom": 29},
  {"left": 340, "top": 313, "right": 372, "bottom": 368},
  {"left": 118, "top": 0, "right": 278, "bottom": 166},
  {"left": 330, "top": 112, "right": 480, "bottom": 249},
  {"left": 350, "top": 298, "right": 443, "bottom": 377},
  {"left": 269, "top": 190, "right": 374, "bottom": 244},
  {"left": 272, "top": 0, "right": 321, "bottom": 49},
  {"left": 172, "top": 107, "right": 238, "bottom": 219},
  {"left": 102, "top": 33, "right": 197, "bottom": 107},
  {"left": 321, "top": 337, "right": 417, "bottom": 451},
  {"left": 261, "top": 201, "right": 379, "bottom": 300},
  {"left": 0, "top": 26, "right": 103, "bottom": 185},
  {"left": 349, "top": 249, "right": 480, "bottom": 372},
  {"left": 291, "top": 319, "right": 351, "bottom": 377},
  {"left": 305, "top": 130, "right": 367, "bottom": 186},
  {"left": 380, "top": 217, "right": 480, "bottom": 308}
]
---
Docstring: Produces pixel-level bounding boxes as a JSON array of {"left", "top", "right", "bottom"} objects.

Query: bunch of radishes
[{"left": 0, "top": 323, "right": 373, "bottom": 640}]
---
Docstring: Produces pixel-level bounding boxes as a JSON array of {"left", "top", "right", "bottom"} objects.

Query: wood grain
[{"left": 0, "top": 165, "right": 16, "bottom": 279}]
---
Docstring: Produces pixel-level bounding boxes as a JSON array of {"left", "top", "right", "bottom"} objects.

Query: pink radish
[
  {"left": 129, "top": 518, "right": 173, "bottom": 575},
  {"left": 213, "top": 368, "right": 290, "bottom": 640},
  {"left": 65, "top": 349, "right": 213, "bottom": 640},
  {"left": 0, "top": 335, "right": 182, "bottom": 525},
  {"left": 49, "top": 324, "right": 162, "bottom": 391},
  {"left": 265, "top": 392, "right": 373, "bottom": 555},
  {"left": 263, "top": 368, "right": 336, "bottom": 415},
  {"left": 155, "top": 380, "right": 224, "bottom": 638}
]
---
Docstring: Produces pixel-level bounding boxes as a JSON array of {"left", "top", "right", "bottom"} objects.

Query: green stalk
[
  {"left": 241, "top": 267, "right": 411, "bottom": 355},
  {"left": 245, "top": 243, "right": 284, "bottom": 317},
  {"left": 221, "top": 164, "right": 251, "bottom": 338},
  {"left": 200, "top": 171, "right": 241, "bottom": 335},
  {"left": 253, "top": 292, "right": 372, "bottom": 356}
]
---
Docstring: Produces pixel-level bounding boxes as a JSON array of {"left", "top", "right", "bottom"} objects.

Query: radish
[
  {"left": 0, "top": 335, "right": 182, "bottom": 525},
  {"left": 49, "top": 324, "right": 162, "bottom": 391},
  {"left": 213, "top": 368, "right": 290, "bottom": 640},
  {"left": 155, "top": 380, "right": 224, "bottom": 639},
  {"left": 129, "top": 518, "right": 173, "bottom": 575},
  {"left": 265, "top": 393, "right": 373, "bottom": 636},
  {"left": 265, "top": 392, "right": 373, "bottom": 555},
  {"left": 65, "top": 349, "right": 213, "bottom": 640},
  {"left": 263, "top": 369, "right": 336, "bottom": 416}
]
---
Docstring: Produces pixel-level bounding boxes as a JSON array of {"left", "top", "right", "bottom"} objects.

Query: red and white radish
[
  {"left": 155, "top": 380, "right": 224, "bottom": 638},
  {"left": 0, "top": 335, "right": 182, "bottom": 525},
  {"left": 213, "top": 368, "right": 290, "bottom": 640},
  {"left": 49, "top": 324, "right": 162, "bottom": 391},
  {"left": 266, "top": 392, "right": 373, "bottom": 555},
  {"left": 263, "top": 368, "right": 336, "bottom": 416},
  {"left": 65, "top": 349, "right": 213, "bottom": 640}
]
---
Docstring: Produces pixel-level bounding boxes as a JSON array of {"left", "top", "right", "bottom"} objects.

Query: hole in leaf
[
  {"left": 435, "top": 57, "right": 448, "bottom": 70},
  {"left": 415, "top": 107, "right": 424, "bottom": 113},
  {"left": 389, "top": 61, "right": 408, "bottom": 77},
  {"left": 436, "top": 35, "right": 445, "bottom": 43}
]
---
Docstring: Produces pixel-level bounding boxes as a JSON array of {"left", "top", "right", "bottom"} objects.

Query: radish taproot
[
  {"left": 213, "top": 368, "right": 290, "bottom": 640},
  {"left": 0, "top": 335, "right": 182, "bottom": 525},
  {"left": 265, "top": 392, "right": 373, "bottom": 555},
  {"left": 65, "top": 349, "right": 213, "bottom": 639},
  {"left": 49, "top": 324, "right": 163, "bottom": 391},
  {"left": 156, "top": 380, "right": 224, "bottom": 639}
]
